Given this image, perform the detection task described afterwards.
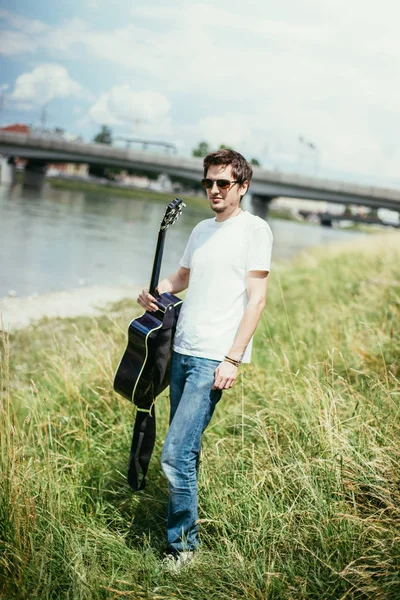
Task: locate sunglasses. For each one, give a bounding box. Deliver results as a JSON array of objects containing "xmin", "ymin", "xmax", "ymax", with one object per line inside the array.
[{"xmin": 201, "ymin": 178, "xmax": 240, "ymax": 190}]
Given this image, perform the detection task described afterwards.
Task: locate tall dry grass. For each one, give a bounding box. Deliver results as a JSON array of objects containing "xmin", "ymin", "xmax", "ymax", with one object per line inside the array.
[{"xmin": 1, "ymin": 232, "xmax": 400, "ymax": 599}]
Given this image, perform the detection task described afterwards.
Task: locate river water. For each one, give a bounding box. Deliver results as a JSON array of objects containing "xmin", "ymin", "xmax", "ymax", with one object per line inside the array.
[{"xmin": 0, "ymin": 182, "xmax": 365, "ymax": 299}]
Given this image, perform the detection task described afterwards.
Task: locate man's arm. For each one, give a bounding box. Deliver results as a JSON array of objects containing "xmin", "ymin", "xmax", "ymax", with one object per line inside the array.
[
  {"xmin": 137, "ymin": 266, "xmax": 190, "ymax": 312},
  {"xmin": 212, "ymin": 270, "xmax": 269, "ymax": 390}
]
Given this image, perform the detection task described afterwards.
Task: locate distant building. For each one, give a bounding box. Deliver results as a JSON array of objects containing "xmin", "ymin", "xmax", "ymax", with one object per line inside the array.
[
  {"xmin": 149, "ymin": 173, "xmax": 173, "ymax": 193},
  {"xmin": 0, "ymin": 122, "xmax": 31, "ymax": 135},
  {"xmin": 378, "ymin": 208, "xmax": 400, "ymax": 225},
  {"xmin": 116, "ymin": 171, "xmax": 151, "ymax": 188},
  {"xmin": 0, "ymin": 123, "xmax": 88, "ymax": 179},
  {"xmin": 0, "ymin": 123, "xmax": 30, "ymax": 170},
  {"xmin": 47, "ymin": 163, "xmax": 89, "ymax": 178},
  {"xmin": 115, "ymin": 171, "xmax": 174, "ymax": 192},
  {"xmin": 270, "ymin": 196, "xmax": 345, "ymax": 216}
]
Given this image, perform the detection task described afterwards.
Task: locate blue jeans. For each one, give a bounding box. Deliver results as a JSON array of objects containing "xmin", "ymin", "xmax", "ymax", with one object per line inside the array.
[{"xmin": 161, "ymin": 351, "xmax": 222, "ymax": 553}]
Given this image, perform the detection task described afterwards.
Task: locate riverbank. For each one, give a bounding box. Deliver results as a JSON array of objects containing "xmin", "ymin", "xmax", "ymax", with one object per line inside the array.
[
  {"xmin": 1, "ymin": 231, "xmax": 400, "ymax": 599},
  {"xmin": 48, "ymin": 176, "xmax": 208, "ymax": 209},
  {"xmin": 0, "ymin": 230, "xmax": 366, "ymax": 331},
  {"xmin": 0, "ymin": 283, "xmax": 141, "ymax": 331},
  {"xmin": 46, "ymin": 175, "xmax": 301, "ymax": 221}
]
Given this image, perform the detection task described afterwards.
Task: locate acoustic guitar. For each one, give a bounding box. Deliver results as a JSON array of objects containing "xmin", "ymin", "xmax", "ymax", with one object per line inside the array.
[{"xmin": 113, "ymin": 198, "xmax": 185, "ymax": 407}]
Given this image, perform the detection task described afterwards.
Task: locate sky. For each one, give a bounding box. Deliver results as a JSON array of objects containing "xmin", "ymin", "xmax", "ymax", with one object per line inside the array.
[{"xmin": 0, "ymin": 0, "xmax": 399, "ymax": 185}]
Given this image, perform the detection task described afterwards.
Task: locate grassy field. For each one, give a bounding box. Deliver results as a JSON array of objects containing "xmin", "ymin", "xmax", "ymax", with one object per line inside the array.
[
  {"xmin": 46, "ymin": 176, "xmax": 299, "ymax": 222},
  {"xmin": 47, "ymin": 177, "xmax": 209, "ymax": 211},
  {"xmin": 1, "ymin": 232, "xmax": 400, "ymax": 599}
]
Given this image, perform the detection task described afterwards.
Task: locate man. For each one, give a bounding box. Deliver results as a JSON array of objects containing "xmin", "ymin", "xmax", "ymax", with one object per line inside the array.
[{"xmin": 137, "ymin": 148, "xmax": 273, "ymax": 565}]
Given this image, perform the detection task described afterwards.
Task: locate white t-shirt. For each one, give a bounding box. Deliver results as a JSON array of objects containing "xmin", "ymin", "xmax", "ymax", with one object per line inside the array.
[{"xmin": 173, "ymin": 210, "xmax": 273, "ymax": 363}]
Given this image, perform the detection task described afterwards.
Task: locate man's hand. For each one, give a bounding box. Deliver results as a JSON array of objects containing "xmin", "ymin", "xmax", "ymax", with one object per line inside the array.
[
  {"xmin": 137, "ymin": 288, "xmax": 158, "ymax": 312},
  {"xmin": 212, "ymin": 360, "xmax": 239, "ymax": 390}
]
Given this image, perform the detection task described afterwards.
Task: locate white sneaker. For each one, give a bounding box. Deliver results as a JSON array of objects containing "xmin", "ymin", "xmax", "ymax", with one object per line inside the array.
[{"xmin": 162, "ymin": 550, "xmax": 195, "ymax": 572}]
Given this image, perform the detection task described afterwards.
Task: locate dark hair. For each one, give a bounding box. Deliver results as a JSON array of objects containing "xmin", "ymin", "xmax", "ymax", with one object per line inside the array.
[{"xmin": 203, "ymin": 148, "xmax": 253, "ymax": 185}]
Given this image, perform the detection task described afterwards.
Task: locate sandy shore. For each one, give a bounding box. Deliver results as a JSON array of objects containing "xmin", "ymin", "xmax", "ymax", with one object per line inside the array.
[
  {"xmin": 0, "ymin": 284, "xmax": 141, "ymax": 331},
  {"xmin": 3, "ymin": 232, "xmax": 399, "ymax": 333}
]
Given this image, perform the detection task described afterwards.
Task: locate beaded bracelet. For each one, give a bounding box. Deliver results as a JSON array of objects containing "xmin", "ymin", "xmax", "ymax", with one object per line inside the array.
[{"xmin": 224, "ymin": 355, "xmax": 242, "ymax": 367}]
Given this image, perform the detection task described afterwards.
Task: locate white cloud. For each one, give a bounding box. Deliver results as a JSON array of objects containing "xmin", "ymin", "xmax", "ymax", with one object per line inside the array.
[
  {"xmin": 2, "ymin": 2, "xmax": 400, "ymax": 181},
  {"xmin": 0, "ymin": 9, "xmax": 49, "ymax": 55},
  {"xmin": 0, "ymin": 11, "xmax": 86, "ymax": 57},
  {"xmin": 0, "ymin": 8, "xmax": 48, "ymax": 35},
  {"xmin": 87, "ymin": 85, "xmax": 170, "ymax": 128},
  {"xmin": 0, "ymin": 30, "xmax": 42, "ymax": 56},
  {"xmin": 44, "ymin": 18, "xmax": 87, "ymax": 54},
  {"xmin": 11, "ymin": 64, "xmax": 89, "ymax": 108}
]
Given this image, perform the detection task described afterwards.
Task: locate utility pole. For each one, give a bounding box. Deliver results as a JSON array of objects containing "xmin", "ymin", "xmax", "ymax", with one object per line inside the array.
[
  {"xmin": 298, "ymin": 135, "xmax": 319, "ymax": 174},
  {"xmin": 0, "ymin": 90, "xmax": 5, "ymax": 127},
  {"xmin": 40, "ymin": 104, "xmax": 48, "ymax": 133}
]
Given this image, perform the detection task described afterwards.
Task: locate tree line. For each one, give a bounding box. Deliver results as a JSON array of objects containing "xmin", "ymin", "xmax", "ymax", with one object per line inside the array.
[{"xmin": 192, "ymin": 141, "xmax": 260, "ymax": 166}]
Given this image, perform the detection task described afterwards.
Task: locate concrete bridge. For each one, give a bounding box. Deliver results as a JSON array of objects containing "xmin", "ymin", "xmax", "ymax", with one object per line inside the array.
[{"xmin": 1, "ymin": 130, "xmax": 400, "ymax": 213}]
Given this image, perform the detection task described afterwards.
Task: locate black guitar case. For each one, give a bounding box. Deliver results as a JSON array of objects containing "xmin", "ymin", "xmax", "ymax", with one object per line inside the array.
[
  {"xmin": 114, "ymin": 198, "xmax": 185, "ymax": 491},
  {"xmin": 127, "ymin": 299, "xmax": 182, "ymax": 490}
]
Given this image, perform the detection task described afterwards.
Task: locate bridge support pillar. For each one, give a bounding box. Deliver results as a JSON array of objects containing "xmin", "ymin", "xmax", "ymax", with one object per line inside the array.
[
  {"xmin": 319, "ymin": 213, "xmax": 333, "ymax": 227},
  {"xmin": 250, "ymin": 194, "xmax": 275, "ymax": 219},
  {"xmin": 0, "ymin": 156, "xmax": 16, "ymax": 186},
  {"xmin": 23, "ymin": 160, "xmax": 47, "ymax": 188}
]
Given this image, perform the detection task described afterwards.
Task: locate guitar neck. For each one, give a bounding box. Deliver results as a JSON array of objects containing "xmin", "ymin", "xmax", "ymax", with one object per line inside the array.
[{"xmin": 149, "ymin": 229, "xmax": 166, "ymax": 296}]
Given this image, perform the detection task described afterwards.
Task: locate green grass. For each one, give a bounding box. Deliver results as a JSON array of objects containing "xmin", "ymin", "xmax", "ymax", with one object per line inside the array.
[
  {"xmin": 45, "ymin": 177, "xmax": 340, "ymax": 226},
  {"xmin": 46, "ymin": 177, "xmax": 211, "ymax": 212},
  {"xmin": 1, "ymin": 233, "xmax": 400, "ymax": 599},
  {"xmin": 17, "ymin": 174, "xmax": 378, "ymax": 230}
]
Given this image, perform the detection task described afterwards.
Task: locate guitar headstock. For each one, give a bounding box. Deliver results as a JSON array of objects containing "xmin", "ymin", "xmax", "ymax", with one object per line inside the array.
[{"xmin": 160, "ymin": 198, "xmax": 186, "ymax": 231}]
